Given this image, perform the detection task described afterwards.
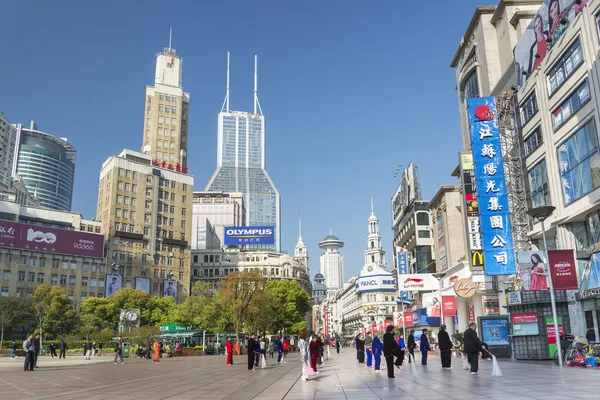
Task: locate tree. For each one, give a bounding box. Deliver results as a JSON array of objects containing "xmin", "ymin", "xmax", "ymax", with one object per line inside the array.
[
  {"xmin": 145, "ymin": 296, "xmax": 178, "ymax": 325},
  {"xmin": 218, "ymin": 271, "xmax": 267, "ymax": 343},
  {"xmin": 0, "ymin": 297, "xmax": 27, "ymax": 349},
  {"xmin": 77, "ymin": 314, "xmax": 104, "ymax": 343},
  {"xmin": 128, "ymin": 325, "xmax": 161, "ymax": 346},
  {"xmin": 266, "ymin": 280, "xmax": 312, "ymax": 336},
  {"xmin": 29, "ymin": 284, "xmax": 77, "ymax": 342},
  {"xmin": 81, "ymin": 289, "xmax": 151, "ymax": 330},
  {"xmin": 176, "ymin": 282, "xmax": 218, "ymax": 330}
]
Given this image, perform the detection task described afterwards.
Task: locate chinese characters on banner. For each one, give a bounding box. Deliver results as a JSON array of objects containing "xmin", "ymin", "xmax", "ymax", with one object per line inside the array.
[
  {"xmin": 397, "ymin": 250, "xmax": 409, "ymax": 299},
  {"xmin": 548, "ymin": 250, "xmax": 579, "ymax": 290},
  {"xmin": 459, "ymin": 152, "xmax": 485, "ymax": 268},
  {"xmin": 467, "ymin": 97, "xmax": 516, "ymax": 275}
]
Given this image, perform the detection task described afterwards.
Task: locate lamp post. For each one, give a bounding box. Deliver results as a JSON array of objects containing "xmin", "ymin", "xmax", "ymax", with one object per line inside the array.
[
  {"xmin": 433, "ymin": 272, "xmax": 446, "ymax": 326},
  {"xmin": 398, "ymin": 295, "xmax": 408, "ymax": 340},
  {"xmin": 527, "ymin": 205, "xmax": 562, "ymax": 367}
]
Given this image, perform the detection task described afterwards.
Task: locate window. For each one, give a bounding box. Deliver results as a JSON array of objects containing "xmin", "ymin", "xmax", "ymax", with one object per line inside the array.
[
  {"xmin": 182, "ymin": 195, "xmax": 187, "ymax": 203},
  {"xmin": 548, "ymin": 40, "xmax": 583, "ymax": 95},
  {"xmin": 117, "ymin": 195, "xmax": 122, "ymax": 204},
  {"xmin": 524, "ymin": 127, "xmax": 543, "ymax": 156},
  {"xmin": 20, "ymin": 255, "xmax": 26, "ymax": 265},
  {"xmin": 82, "ymin": 277, "xmax": 88, "ymax": 286},
  {"xmin": 69, "ymin": 276, "xmax": 75, "ymax": 286},
  {"xmin": 463, "ymin": 71, "xmax": 479, "ymax": 100},
  {"xmin": 145, "ymin": 200, "xmax": 151, "ymax": 209},
  {"xmin": 132, "ymin": 184, "xmax": 138, "ymax": 193},
  {"xmin": 116, "ymin": 208, "xmax": 122, "ymax": 218},
  {"xmin": 146, "ymin": 175, "xmax": 152, "ymax": 184},
  {"xmin": 418, "ymin": 230, "xmax": 431, "ymax": 238},
  {"xmin": 3, "ymin": 271, "xmax": 10, "ymax": 280},
  {"xmin": 131, "ymin": 211, "xmax": 136, "ymax": 219},
  {"xmin": 52, "ymin": 259, "xmax": 59, "ymax": 268},
  {"xmin": 166, "ymin": 95, "xmax": 171, "ymax": 102},
  {"xmin": 160, "ymin": 94, "xmax": 165, "ymax": 100},
  {"xmin": 29, "ymin": 257, "xmax": 36, "ymax": 266},
  {"xmin": 51, "ymin": 274, "xmax": 58, "ymax": 284},
  {"xmin": 147, "ymin": 96, "xmax": 152, "ymax": 104},
  {"xmin": 62, "ymin": 261, "xmax": 68, "ymax": 269},
  {"xmin": 154, "ymin": 283, "xmax": 159, "ymax": 292},
  {"xmin": 154, "ymin": 269, "xmax": 159, "ymax": 278},
  {"xmin": 171, "ymin": 130, "xmax": 176, "ymax": 137},
  {"xmin": 159, "ymin": 116, "xmax": 164, "ymax": 124},
  {"xmin": 146, "ymin": 188, "xmax": 151, "ymax": 197},
  {"xmin": 159, "ymin": 105, "xmax": 164, "ymax": 112},
  {"xmin": 118, "ymin": 181, "xmax": 124, "ymax": 190},
  {"xmin": 40, "ymin": 258, "xmax": 46, "ymax": 267},
  {"xmin": 416, "ymin": 212, "xmax": 429, "ymax": 226},
  {"xmin": 181, "ymin": 220, "xmax": 186, "ymax": 229},
  {"xmin": 170, "ymin": 206, "xmax": 175, "ymax": 213},
  {"xmin": 165, "ymin": 106, "xmax": 171, "ymax": 113},
  {"xmin": 71, "ymin": 262, "xmax": 76, "ymax": 269},
  {"xmin": 83, "ymin": 263, "xmax": 89, "ymax": 272},
  {"xmin": 131, "ymin": 198, "xmax": 137, "ymax": 207},
  {"xmin": 172, "ymin": 106, "xmax": 177, "ymax": 113},
  {"xmin": 183, "ymin": 184, "xmax": 188, "ymax": 191},
  {"xmin": 158, "ymin": 128, "xmax": 164, "ymax": 136},
  {"xmin": 553, "ymin": 80, "xmax": 591, "ymax": 130},
  {"xmin": 170, "ymin": 142, "xmax": 175, "ymax": 149},
  {"xmin": 126, "ymin": 170, "xmax": 132, "ymax": 178},
  {"xmin": 558, "ymin": 120, "xmax": 600, "ymax": 204},
  {"xmin": 182, "ymin": 208, "xmax": 187, "ymax": 216},
  {"xmin": 60, "ymin": 275, "xmax": 67, "ymax": 285},
  {"xmin": 28, "ymin": 272, "xmax": 35, "ymax": 282},
  {"xmin": 170, "ymin": 193, "xmax": 176, "ymax": 201},
  {"xmin": 172, "ymin": 95, "xmax": 177, "ymax": 102},
  {"xmin": 528, "ymin": 160, "xmax": 550, "ymax": 207},
  {"xmin": 124, "ymin": 196, "xmax": 130, "ymax": 205},
  {"xmin": 520, "ymin": 91, "xmax": 539, "ymax": 125}
]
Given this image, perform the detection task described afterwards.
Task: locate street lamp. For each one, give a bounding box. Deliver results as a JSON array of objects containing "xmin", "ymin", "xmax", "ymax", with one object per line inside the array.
[
  {"xmin": 398, "ymin": 295, "xmax": 408, "ymax": 340},
  {"xmin": 432, "ymin": 272, "xmax": 446, "ymax": 326},
  {"xmin": 527, "ymin": 205, "xmax": 562, "ymax": 367}
]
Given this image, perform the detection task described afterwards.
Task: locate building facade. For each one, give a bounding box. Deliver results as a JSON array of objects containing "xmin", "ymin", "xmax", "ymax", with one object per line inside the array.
[
  {"xmin": 141, "ymin": 43, "xmax": 190, "ymax": 169},
  {"xmin": 13, "ymin": 121, "xmax": 76, "ymax": 211},
  {"xmin": 205, "ymin": 55, "xmax": 280, "ymax": 251},
  {"xmin": 0, "ymin": 112, "xmax": 18, "ymax": 191},
  {"xmin": 191, "ymin": 191, "xmax": 244, "ymax": 249},
  {"xmin": 97, "ymin": 149, "xmax": 193, "ymax": 301},
  {"xmin": 319, "ymin": 232, "xmax": 344, "ymax": 292}
]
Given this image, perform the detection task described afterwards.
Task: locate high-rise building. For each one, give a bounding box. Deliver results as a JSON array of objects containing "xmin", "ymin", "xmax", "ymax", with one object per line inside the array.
[
  {"xmin": 191, "ymin": 191, "xmax": 245, "ymax": 249},
  {"xmin": 0, "ymin": 112, "xmax": 18, "ymax": 191},
  {"xmin": 97, "ymin": 149, "xmax": 193, "ymax": 300},
  {"xmin": 205, "ymin": 53, "xmax": 280, "ymax": 251},
  {"xmin": 13, "ymin": 121, "xmax": 76, "ymax": 211},
  {"xmin": 141, "ymin": 36, "xmax": 190, "ymax": 169},
  {"xmin": 319, "ymin": 231, "xmax": 344, "ymax": 292}
]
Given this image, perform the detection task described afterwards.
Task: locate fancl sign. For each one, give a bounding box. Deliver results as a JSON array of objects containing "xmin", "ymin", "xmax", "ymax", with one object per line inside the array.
[
  {"xmin": 355, "ymin": 274, "xmax": 396, "ymax": 294},
  {"xmin": 223, "ymin": 226, "xmax": 275, "ymax": 245}
]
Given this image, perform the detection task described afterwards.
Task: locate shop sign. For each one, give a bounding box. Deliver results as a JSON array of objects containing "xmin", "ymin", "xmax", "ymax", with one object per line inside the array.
[
  {"xmin": 507, "ymin": 291, "xmax": 522, "ymax": 305},
  {"xmin": 454, "ymin": 278, "xmax": 477, "ymax": 298},
  {"xmin": 471, "ymin": 250, "xmax": 484, "ymax": 267},
  {"xmin": 468, "ymin": 305, "xmax": 475, "ymax": 322},
  {"xmin": 483, "ymin": 295, "xmax": 500, "ymax": 316},
  {"xmin": 548, "ymin": 250, "xmax": 578, "ymax": 290},
  {"xmin": 580, "ymin": 288, "xmax": 600, "ymax": 299},
  {"xmin": 159, "ymin": 324, "xmax": 193, "ymax": 333},
  {"xmin": 442, "ymin": 296, "xmax": 457, "ymax": 316},
  {"xmin": 546, "ymin": 317, "xmax": 564, "ymax": 357},
  {"xmin": 511, "ymin": 313, "xmax": 537, "ymax": 324},
  {"xmin": 397, "ymin": 274, "xmax": 439, "ymax": 291}
]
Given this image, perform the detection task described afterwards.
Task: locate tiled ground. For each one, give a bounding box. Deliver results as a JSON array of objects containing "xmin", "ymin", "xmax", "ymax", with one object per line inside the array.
[{"xmin": 1, "ymin": 350, "xmax": 599, "ymax": 399}]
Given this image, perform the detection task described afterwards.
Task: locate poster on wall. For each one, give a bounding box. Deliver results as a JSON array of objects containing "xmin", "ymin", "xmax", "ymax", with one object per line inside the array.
[
  {"xmin": 105, "ymin": 274, "xmax": 122, "ymax": 297},
  {"xmin": 546, "ymin": 317, "xmax": 564, "ymax": 357},
  {"xmin": 442, "ymin": 296, "xmax": 457, "ymax": 316},
  {"xmin": 517, "ymin": 251, "xmax": 548, "ymax": 290},
  {"xmin": 422, "ymin": 292, "xmax": 441, "ymax": 317},
  {"xmin": 580, "ymin": 250, "xmax": 600, "ymax": 293},
  {"xmin": 481, "ymin": 318, "xmax": 510, "ymax": 346},
  {"xmin": 514, "ymin": 0, "xmax": 590, "ymax": 88},
  {"xmin": 483, "ymin": 295, "xmax": 500, "ymax": 316},
  {"xmin": 548, "ymin": 250, "xmax": 578, "ymax": 290},
  {"xmin": 163, "ymin": 280, "xmax": 177, "ymax": 298},
  {"xmin": 135, "ymin": 277, "xmax": 150, "ymax": 293}
]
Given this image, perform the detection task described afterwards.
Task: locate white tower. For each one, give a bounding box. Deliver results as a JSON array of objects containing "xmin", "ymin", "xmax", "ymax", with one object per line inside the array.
[
  {"xmin": 364, "ymin": 197, "xmax": 386, "ymax": 268},
  {"xmin": 319, "ymin": 230, "xmax": 344, "ymax": 292}
]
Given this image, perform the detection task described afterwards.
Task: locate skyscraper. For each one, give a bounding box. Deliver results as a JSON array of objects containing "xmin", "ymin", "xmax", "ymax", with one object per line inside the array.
[
  {"xmin": 319, "ymin": 230, "xmax": 344, "ymax": 293},
  {"xmin": 141, "ymin": 32, "xmax": 190, "ymax": 170},
  {"xmin": 0, "ymin": 112, "xmax": 18, "ymax": 191},
  {"xmin": 206, "ymin": 53, "xmax": 280, "ymax": 251}
]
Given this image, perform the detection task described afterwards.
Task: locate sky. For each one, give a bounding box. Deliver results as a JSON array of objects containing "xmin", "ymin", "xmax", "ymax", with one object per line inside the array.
[{"xmin": 1, "ymin": 0, "xmax": 487, "ymax": 281}]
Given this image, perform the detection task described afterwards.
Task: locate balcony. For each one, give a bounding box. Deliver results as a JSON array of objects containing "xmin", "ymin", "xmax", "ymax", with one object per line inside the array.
[
  {"xmin": 114, "ymin": 231, "xmax": 144, "ymax": 241},
  {"xmin": 164, "ymin": 237, "xmax": 188, "ymax": 247}
]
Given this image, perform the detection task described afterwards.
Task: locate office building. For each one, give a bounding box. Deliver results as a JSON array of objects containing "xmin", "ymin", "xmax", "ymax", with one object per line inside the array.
[
  {"xmin": 97, "ymin": 149, "xmax": 193, "ymax": 301},
  {"xmin": 0, "ymin": 112, "xmax": 18, "ymax": 191},
  {"xmin": 191, "ymin": 191, "xmax": 245, "ymax": 249},
  {"xmin": 13, "ymin": 121, "xmax": 76, "ymax": 211},
  {"xmin": 205, "ymin": 54, "xmax": 280, "ymax": 251},
  {"xmin": 319, "ymin": 231, "xmax": 344, "ymax": 292}
]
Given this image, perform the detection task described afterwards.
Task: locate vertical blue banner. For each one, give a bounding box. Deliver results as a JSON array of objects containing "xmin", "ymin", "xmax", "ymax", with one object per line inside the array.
[
  {"xmin": 397, "ymin": 251, "xmax": 409, "ymax": 299},
  {"xmin": 467, "ymin": 97, "xmax": 516, "ymax": 276}
]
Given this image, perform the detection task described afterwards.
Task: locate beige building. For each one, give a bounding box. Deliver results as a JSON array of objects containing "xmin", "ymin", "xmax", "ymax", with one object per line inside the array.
[
  {"xmin": 141, "ymin": 43, "xmax": 190, "ymax": 169},
  {"xmin": 0, "ymin": 112, "xmax": 18, "ymax": 191},
  {"xmin": 0, "ymin": 200, "xmax": 104, "ymax": 310},
  {"xmin": 97, "ymin": 149, "xmax": 193, "ymax": 300},
  {"xmin": 451, "ymin": 0, "xmax": 543, "ymax": 149}
]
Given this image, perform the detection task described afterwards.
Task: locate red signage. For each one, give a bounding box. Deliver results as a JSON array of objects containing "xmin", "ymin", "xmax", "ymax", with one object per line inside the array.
[
  {"xmin": 372, "ymin": 324, "xmax": 377, "ymax": 333},
  {"xmin": 384, "ymin": 320, "xmax": 392, "ymax": 328},
  {"xmin": 0, "ymin": 221, "xmax": 104, "ymax": 259},
  {"xmin": 323, "ymin": 309, "xmax": 329, "ymax": 337},
  {"xmin": 548, "ymin": 250, "xmax": 579, "ymax": 290},
  {"xmin": 468, "ymin": 305, "xmax": 475, "ymax": 323},
  {"xmin": 546, "ymin": 320, "xmax": 564, "ymax": 345},
  {"xmin": 511, "ymin": 313, "xmax": 537, "ymax": 324},
  {"xmin": 442, "ymin": 296, "xmax": 457, "ymax": 316}
]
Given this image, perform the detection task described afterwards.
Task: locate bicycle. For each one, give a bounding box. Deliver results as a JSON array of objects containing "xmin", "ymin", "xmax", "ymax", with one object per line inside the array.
[{"xmin": 553, "ymin": 334, "xmax": 591, "ymax": 365}]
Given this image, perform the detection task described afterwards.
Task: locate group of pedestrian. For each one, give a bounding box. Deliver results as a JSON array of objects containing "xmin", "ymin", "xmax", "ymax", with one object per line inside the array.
[{"xmin": 299, "ymin": 329, "xmax": 327, "ymax": 381}]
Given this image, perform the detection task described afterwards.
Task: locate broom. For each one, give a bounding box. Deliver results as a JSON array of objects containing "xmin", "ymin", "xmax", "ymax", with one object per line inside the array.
[
  {"xmin": 487, "ymin": 350, "xmax": 503, "ymax": 377},
  {"xmin": 461, "ymin": 352, "xmax": 470, "ymax": 370}
]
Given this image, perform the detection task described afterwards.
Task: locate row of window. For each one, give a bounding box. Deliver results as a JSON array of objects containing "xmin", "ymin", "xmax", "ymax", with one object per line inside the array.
[
  {"xmin": 117, "ymin": 168, "xmax": 138, "ymax": 179},
  {"xmin": 153, "ymin": 269, "xmax": 185, "ymax": 280},
  {"xmin": 116, "ymin": 195, "xmax": 137, "ymax": 206},
  {"xmin": 115, "ymin": 208, "xmax": 136, "ymax": 220},
  {"xmin": 0, "ymin": 255, "xmax": 106, "ymax": 271},
  {"xmin": 117, "ymin": 181, "xmax": 138, "ymax": 193}
]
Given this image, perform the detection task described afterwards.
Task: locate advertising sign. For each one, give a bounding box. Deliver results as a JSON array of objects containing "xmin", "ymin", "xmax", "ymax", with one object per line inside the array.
[
  {"xmin": 548, "ymin": 250, "xmax": 579, "ymax": 290},
  {"xmin": 442, "ymin": 296, "xmax": 457, "ymax": 316},
  {"xmin": 454, "ymin": 278, "xmax": 477, "ymax": 298},
  {"xmin": 514, "ymin": 0, "xmax": 590, "ymax": 88},
  {"xmin": 507, "ymin": 291, "xmax": 523, "ymax": 305},
  {"xmin": 483, "ymin": 295, "xmax": 500, "ymax": 316},
  {"xmin": 468, "ymin": 305, "xmax": 476, "ymax": 323},
  {"xmin": 0, "ymin": 220, "xmax": 104, "ymax": 258},
  {"xmin": 105, "ymin": 274, "xmax": 122, "ymax": 297},
  {"xmin": 135, "ymin": 277, "xmax": 150, "ymax": 293},
  {"xmin": 160, "ymin": 323, "xmax": 193, "ymax": 333},
  {"xmin": 223, "ymin": 226, "xmax": 275, "ymax": 245},
  {"xmin": 422, "ymin": 292, "xmax": 441, "ymax": 317},
  {"xmin": 481, "ymin": 318, "xmax": 510, "ymax": 346},
  {"xmin": 546, "ymin": 317, "xmax": 564, "ymax": 357},
  {"xmin": 397, "ymin": 274, "xmax": 439, "ymax": 291},
  {"xmin": 437, "ymin": 215, "xmax": 448, "ymax": 272},
  {"xmin": 517, "ymin": 251, "xmax": 548, "ymax": 290},
  {"xmin": 397, "ymin": 250, "xmax": 409, "ymax": 299},
  {"xmin": 460, "ymin": 152, "xmax": 484, "ymax": 269},
  {"xmin": 511, "ymin": 313, "xmax": 538, "ymax": 324},
  {"xmin": 580, "ymin": 250, "xmax": 600, "ymax": 293},
  {"xmin": 163, "ymin": 280, "xmax": 177, "ymax": 298},
  {"xmin": 392, "ymin": 163, "xmax": 422, "ymax": 224},
  {"xmin": 355, "ymin": 274, "xmax": 396, "ymax": 294},
  {"xmin": 467, "ymin": 97, "xmax": 516, "ymax": 275}
]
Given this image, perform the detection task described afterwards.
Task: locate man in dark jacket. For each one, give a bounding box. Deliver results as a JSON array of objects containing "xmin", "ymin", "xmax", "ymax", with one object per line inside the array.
[
  {"xmin": 383, "ymin": 326, "xmax": 404, "ymax": 378},
  {"xmin": 59, "ymin": 340, "xmax": 67, "ymax": 359},
  {"xmin": 114, "ymin": 337, "xmax": 124, "ymax": 364},
  {"xmin": 407, "ymin": 330, "xmax": 416, "ymax": 363},
  {"xmin": 49, "ymin": 343, "xmax": 57, "ymax": 358},
  {"xmin": 438, "ymin": 324, "xmax": 453, "ymax": 369},
  {"xmin": 33, "ymin": 334, "xmax": 41, "ymax": 368},
  {"xmin": 247, "ymin": 335, "xmax": 257, "ymax": 370},
  {"xmin": 420, "ymin": 329, "xmax": 430, "ymax": 365},
  {"xmin": 464, "ymin": 322, "xmax": 485, "ymax": 374}
]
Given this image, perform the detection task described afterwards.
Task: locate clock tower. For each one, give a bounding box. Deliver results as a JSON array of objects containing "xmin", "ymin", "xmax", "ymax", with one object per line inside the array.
[{"xmin": 364, "ymin": 197, "xmax": 386, "ymax": 269}]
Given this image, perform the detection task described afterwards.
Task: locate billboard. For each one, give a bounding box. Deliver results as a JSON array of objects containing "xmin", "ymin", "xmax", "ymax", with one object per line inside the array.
[
  {"xmin": 580, "ymin": 249, "xmax": 600, "ymax": 293},
  {"xmin": 422, "ymin": 292, "xmax": 441, "ymax": 317},
  {"xmin": 481, "ymin": 318, "xmax": 510, "ymax": 346},
  {"xmin": 397, "ymin": 249, "xmax": 409, "ymax": 299},
  {"xmin": 468, "ymin": 97, "xmax": 516, "ymax": 275},
  {"xmin": 355, "ymin": 274, "xmax": 396, "ymax": 294},
  {"xmin": 517, "ymin": 251, "xmax": 548, "ymax": 290},
  {"xmin": 548, "ymin": 250, "xmax": 578, "ymax": 290},
  {"xmin": 0, "ymin": 220, "xmax": 104, "ymax": 258},
  {"xmin": 163, "ymin": 280, "xmax": 177, "ymax": 298},
  {"xmin": 397, "ymin": 274, "xmax": 439, "ymax": 291},
  {"xmin": 514, "ymin": 0, "xmax": 590, "ymax": 88},
  {"xmin": 392, "ymin": 163, "xmax": 422, "ymax": 224},
  {"xmin": 135, "ymin": 277, "xmax": 150, "ymax": 293},
  {"xmin": 442, "ymin": 296, "xmax": 457, "ymax": 316},
  {"xmin": 437, "ymin": 215, "xmax": 448, "ymax": 272},
  {"xmin": 459, "ymin": 152, "xmax": 484, "ymax": 270},
  {"xmin": 223, "ymin": 226, "xmax": 275, "ymax": 245},
  {"xmin": 105, "ymin": 274, "xmax": 122, "ymax": 297}
]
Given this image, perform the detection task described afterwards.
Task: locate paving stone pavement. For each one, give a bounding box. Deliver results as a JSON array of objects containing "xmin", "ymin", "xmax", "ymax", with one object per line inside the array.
[{"xmin": 1, "ymin": 350, "xmax": 600, "ymax": 399}]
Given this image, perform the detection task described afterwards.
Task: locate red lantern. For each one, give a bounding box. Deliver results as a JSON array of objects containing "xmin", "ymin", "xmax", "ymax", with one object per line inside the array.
[
  {"xmin": 152, "ymin": 159, "xmax": 159, "ymax": 166},
  {"xmin": 168, "ymin": 164, "xmax": 174, "ymax": 170},
  {"xmin": 175, "ymin": 163, "xmax": 181, "ymax": 172},
  {"xmin": 161, "ymin": 161, "xmax": 166, "ymax": 168},
  {"xmin": 182, "ymin": 167, "xmax": 188, "ymax": 174}
]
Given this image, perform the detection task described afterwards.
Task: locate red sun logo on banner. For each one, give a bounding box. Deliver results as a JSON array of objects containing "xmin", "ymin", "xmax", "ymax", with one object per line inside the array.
[{"xmin": 474, "ymin": 105, "xmax": 494, "ymax": 121}]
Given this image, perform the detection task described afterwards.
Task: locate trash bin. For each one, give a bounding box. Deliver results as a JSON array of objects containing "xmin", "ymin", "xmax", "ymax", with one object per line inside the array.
[{"xmin": 122, "ymin": 344, "xmax": 130, "ymax": 359}]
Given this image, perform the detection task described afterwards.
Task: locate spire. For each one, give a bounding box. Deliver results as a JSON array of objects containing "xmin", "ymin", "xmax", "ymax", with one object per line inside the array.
[
  {"xmin": 253, "ymin": 55, "xmax": 263, "ymax": 115},
  {"xmin": 168, "ymin": 27, "xmax": 172, "ymax": 51},
  {"xmin": 221, "ymin": 52, "xmax": 231, "ymax": 113},
  {"xmin": 370, "ymin": 196, "xmax": 374, "ymax": 215},
  {"xmin": 298, "ymin": 216, "xmax": 302, "ymax": 240},
  {"xmin": 329, "ymin": 228, "xmax": 332, "ymax": 235}
]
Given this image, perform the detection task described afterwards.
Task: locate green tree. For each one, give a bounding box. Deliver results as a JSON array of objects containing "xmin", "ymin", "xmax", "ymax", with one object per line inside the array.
[
  {"xmin": 77, "ymin": 314, "xmax": 104, "ymax": 343},
  {"xmin": 128, "ymin": 325, "xmax": 161, "ymax": 346},
  {"xmin": 176, "ymin": 282, "xmax": 217, "ymax": 330},
  {"xmin": 0, "ymin": 297, "xmax": 27, "ymax": 349},
  {"xmin": 29, "ymin": 284, "xmax": 77, "ymax": 342},
  {"xmin": 145, "ymin": 296, "xmax": 178, "ymax": 325},
  {"xmin": 266, "ymin": 280, "xmax": 311, "ymax": 336},
  {"xmin": 81, "ymin": 289, "xmax": 151, "ymax": 330}
]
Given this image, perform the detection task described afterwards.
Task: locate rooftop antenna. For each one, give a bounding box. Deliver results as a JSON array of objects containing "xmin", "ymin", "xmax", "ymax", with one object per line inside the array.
[
  {"xmin": 254, "ymin": 55, "xmax": 263, "ymax": 115},
  {"xmin": 371, "ymin": 196, "xmax": 375, "ymax": 215},
  {"xmin": 169, "ymin": 27, "xmax": 172, "ymax": 51},
  {"xmin": 221, "ymin": 52, "xmax": 231, "ymax": 112}
]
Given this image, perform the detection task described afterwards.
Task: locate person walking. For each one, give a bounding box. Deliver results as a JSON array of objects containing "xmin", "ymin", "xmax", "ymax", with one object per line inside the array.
[
  {"xmin": 299, "ymin": 329, "xmax": 311, "ymax": 382},
  {"xmin": 49, "ymin": 343, "xmax": 58, "ymax": 358},
  {"xmin": 98, "ymin": 342, "xmax": 103, "ymax": 357},
  {"xmin": 420, "ymin": 329, "xmax": 430, "ymax": 366},
  {"xmin": 277, "ymin": 338, "xmax": 283, "ymax": 363},
  {"xmin": 226, "ymin": 337, "xmax": 234, "ymax": 365},
  {"xmin": 372, "ymin": 332, "xmax": 383, "ymax": 373},
  {"xmin": 33, "ymin": 333, "xmax": 40, "ymax": 368},
  {"xmin": 152, "ymin": 339, "xmax": 160, "ymax": 362},
  {"xmin": 336, "ymin": 337, "xmax": 341, "ymax": 354},
  {"xmin": 254, "ymin": 337, "xmax": 261, "ymax": 367},
  {"xmin": 145, "ymin": 338, "xmax": 153, "ymax": 359},
  {"xmin": 114, "ymin": 337, "xmax": 124, "ymax": 364},
  {"xmin": 247, "ymin": 335, "xmax": 257, "ymax": 370},
  {"xmin": 438, "ymin": 325, "xmax": 453, "ymax": 369},
  {"xmin": 92, "ymin": 342, "xmax": 96, "ymax": 357},
  {"xmin": 365, "ymin": 332, "xmax": 373, "ymax": 367},
  {"xmin": 464, "ymin": 322, "xmax": 485, "ymax": 375},
  {"xmin": 407, "ymin": 329, "xmax": 416, "ymax": 363},
  {"xmin": 59, "ymin": 340, "xmax": 67, "ymax": 359},
  {"xmin": 84, "ymin": 341, "xmax": 92, "ymax": 360},
  {"xmin": 259, "ymin": 337, "xmax": 266, "ymax": 367},
  {"xmin": 354, "ymin": 334, "xmax": 360, "ymax": 362},
  {"xmin": 268, "ymin": 340, "xmax": 274, "ymax": 358},
  {"xmin": 23, "ymin": 334, "xmax": 35, "ymax": 372},
  {"xmin": 397, "ymin": 334, "xmax": 406, "ymax": 350},
  {"xmin": 11, "ymin": 341, "xmax": 17, "ymax": 359},
  {"xmin": 356, "ymin": 334, "xmax": 365, "ymax": 364},
  {"xmin": 175, "ymin": 341, "xmax": 183, "ymax": 358},
  {"xmin": 383, "ymin": 326, "xmax": 403, "ymax": 378},
  {"xmin": 309, "ymin": 335, "xmax": 321, "ymax": 374}
]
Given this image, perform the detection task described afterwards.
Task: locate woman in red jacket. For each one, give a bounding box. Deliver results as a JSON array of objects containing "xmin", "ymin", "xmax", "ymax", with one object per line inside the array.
[
  {"xmin": 225, "ymin": 337, "xmax": 233, "ymax": 365},
  {"xmin": 309, "ymin": 335, "xmax": 321, "ymax": 373}
]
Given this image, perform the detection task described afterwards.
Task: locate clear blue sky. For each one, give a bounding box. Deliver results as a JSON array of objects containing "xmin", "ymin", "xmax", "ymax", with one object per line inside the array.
[{"xmin": 1, "ymin": 0, "xmax": 486, "ymax": 280}]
